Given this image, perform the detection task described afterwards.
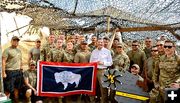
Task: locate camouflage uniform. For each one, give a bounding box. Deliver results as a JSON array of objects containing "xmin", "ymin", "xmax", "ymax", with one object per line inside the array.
[
  {"xmin": 152, "ymin": 54, "xmax": 180, "ymax": 103},
  {"xmin": 148, "ymin": 56, "xmax": 160, "ymax": 103},
  {"xmin": 127, "ymin": 49, "xmax": 147, "ymax": 73},
  {"xmin": 88, "ymin": 43, "xmax": 96, "ymax": 52},
  {"xmin": 158, "ymin": 51, "xmax": 165, "ymax": 56},
  {"xmin": 113, "ymin": 52, "xmax": 130, "ymax": 71},
  {"xmin": 40, "ymin": 43, "xmax": 55, "ymax": 61},
  {"xmin": 62, "ymin": 50, "xmax": 77, "ymax": 103},
  {"xmin": 50, "ymin": 48, "xmax": 64, "ymax": 62},
  {"xmin": 62, "ymin": 50, "xmax": 74, "ymax": 63},
  {"xmin": 110, "ymin": 52, "xmax": 130, "ymax": 103}
]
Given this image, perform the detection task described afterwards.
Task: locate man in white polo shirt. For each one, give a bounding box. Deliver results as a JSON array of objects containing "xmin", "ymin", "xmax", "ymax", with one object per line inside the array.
[{"xmin": 90, "ymin": 38, "xmax": 113, "ymax": 103}]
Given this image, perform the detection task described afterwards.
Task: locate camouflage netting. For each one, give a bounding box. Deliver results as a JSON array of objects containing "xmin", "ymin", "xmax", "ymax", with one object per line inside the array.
[{"xmin": 0, "ymin": 0, "xmax": 180, "ymax": 40}]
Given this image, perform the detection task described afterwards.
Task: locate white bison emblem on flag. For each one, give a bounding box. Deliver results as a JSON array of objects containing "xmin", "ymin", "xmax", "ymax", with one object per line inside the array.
[{"xmin": 54, "ymin": 71, "xmax": 81, "ymax": 90}]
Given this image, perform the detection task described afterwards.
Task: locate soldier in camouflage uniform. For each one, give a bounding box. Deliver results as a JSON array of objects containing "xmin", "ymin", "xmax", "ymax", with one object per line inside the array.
[
  {"xmin": 62, "ymin": 41, "xmax": 80, "ymax": 103},
  {"xmin": 111, "ymin": 38, "xmax": 119, "ymax": 53},
  {"xmin": 40, "ymin": 34, "xmax": 56, "ymax": 61},
  {"xmin": 40, "ymin": 34, "xmax": 57, "ymax": 103},
  {"xmin": 113, "ymin": 43, "xmax": 130, "ymax": 71},
  {"xmin": 74, "ymin": 33, "xmax": 80, "ymax": 44},
  {"xmin": 50, "ymin": 39, "xmax": 64, "ymax": 62},
  {"xmin": 156, "ymin": 40, "xmax": 165, "ymax": 56},
  {"xmin": 127, "ymin": 40, "xmax": 147, "ymax": 74},
  {"xmin": 62, "ymin": 41, "xmax": 75, "ymax": 63},
  {"xmin": 153, "ymin": 40, "xmax": 180, "ymax": 103},
  {"xmin": 110, "ymin": 43, "xmax": 130, "ymax": 103}
]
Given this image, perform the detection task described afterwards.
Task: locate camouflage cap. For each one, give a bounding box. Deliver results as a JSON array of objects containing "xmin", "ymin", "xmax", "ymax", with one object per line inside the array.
[
  {"xmin": 35, "ymin": 39, "xmax": 41, "ymax": 42},
  {"xmin": 103, "ymin": 36, "xmax": 110, "ymax": 40},
  {"xmin": 80, "ymin": 40, "xmax": 88, "ymax": 45},
  {"xmin": 11, "ymin": 36, "xmax": 20, "ymax": 41},
  {"xmin": 132, "ymin": 64, "xmax": 140, "ymax": 70},
  {"xmin": 116, "ymin": 43, "xmax": 123, "ymax": 48},
  {"xmin": 30, "ymin": 60, "xmax": 36, "ymax": 66}
]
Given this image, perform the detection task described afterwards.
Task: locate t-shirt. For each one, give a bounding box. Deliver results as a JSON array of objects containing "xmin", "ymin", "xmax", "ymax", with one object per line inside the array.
[
  {"xmin": 2, "ymin": 47, "xmax": 22, "ymax": 70},
  {"xmin": 24, "ymin": 69, "xmax": 37, "ymax": 88},
  {"xmin": 29, "ymin": 47, "xmax": 40, "ymax": 63}
]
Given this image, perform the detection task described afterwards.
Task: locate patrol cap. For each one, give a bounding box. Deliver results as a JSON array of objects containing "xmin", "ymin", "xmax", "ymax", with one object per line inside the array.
[
  {"xmin": 80, "ymin": 40, "xmax": 88, "ymax": 45},
  {"xmin": 116, "ymin": 43, "xmax": 123, "ymax": 48},
  {"xmin": 132, "ymin": 64, "xmax": 140, "ymax": 70},
  {"xmin": 103, "ymin": 36, "xmax": 110, "ymax": 41},
  {"xmin": 30, "ymin": 60, "xmax": 36, "ymax": 66},
  {"xmin": 159, "ymin": 41, "xmax": 164, "ymax": 45},
  {"xmin": 35, "ymin": 39, "xmax": 41, "ymax": 42},
  {"xmin": 11, "ymin": 36, "xmax": 20, "ymax": 41}
]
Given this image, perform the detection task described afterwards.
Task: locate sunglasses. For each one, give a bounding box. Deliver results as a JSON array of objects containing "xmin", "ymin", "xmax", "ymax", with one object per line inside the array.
[
  {"xmin": 151, "ymin": 50, "xmax": 158, "ymax": 52},
  {"xmin": 36, "ymin": 41, "xmax": 41, "ymax": 43},
  {"xmin": 164, "ymin": 45, "xmax": 173, "ymax": 49},
  {"xmin": 132, "ymin": 45, "xmax": 138, "ymax": 46},
  {"xmin": 117, "ymin": 46, "xmax": 122, "ymax": 48},
  {"xmin": 131, "ymin": 66, "xmax": 138, "ymax": 70},
  {"xmin": 156, "ymin": 44, "xmax": 163, "ymax": 47},
  {"xmin": 145, "ymin": 41, "xmax": 151, "ymax": 42}
]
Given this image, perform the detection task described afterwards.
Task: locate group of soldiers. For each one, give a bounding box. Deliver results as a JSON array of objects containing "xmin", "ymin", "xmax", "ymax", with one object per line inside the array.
[{"xmin": 1, "ymin": 32, "xmax": 180, "ymax": 103}]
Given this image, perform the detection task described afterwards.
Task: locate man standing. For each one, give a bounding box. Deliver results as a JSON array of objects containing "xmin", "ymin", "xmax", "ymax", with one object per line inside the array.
[
  {"xmin": 111, "ymin": 38, "xmax": 119, "ymax": 53},
  {"xmin": 74, "ymin": 41, "xmax": 91, "ymax": 103},
  {"xmin": 143, "ymin": 37, "xmax": 153, "ymax": 59},
  {"xmin": 90, "ymin": 38, "xmax": 113, "ymax": 103},
  {"xmin": 127, "ymin": 40, "xmax": 147, "ymax": 73},
  {"xmin": 113, "ymin": 43, "xmax": 130, "ymax": 71},
  {"xmin": 111, "ymin": 43, "xmax": 130, "ymax": 103},
  {"xmin": 28, "ymin": 39, "xmax": 41, "ymax": 65},
  {"xmin": 156, "ymin": 40, "xmax": 165, "ymax": 56},
  {"xmin": 153, "ymin": 40, "xmax": 180, "ymax": 103},
  {"xmin": 50, "ymin": 39, "xmax": 64, "ymax": 62},
  {"xmin": 144, "ymin": 46, "xmax": 159, "ymax": 91},
  {"xmin": 40, "ymin": 34, "xmax": 55, "ymax": 61},
  {"xmin": 2, "ymin": 36, "xmax": 23, "ymax": 102},
  {"xmin": 74, "ymin": 41, "xmax": 91, "ymax": 63},
  {"xmin": 89, "ymin": 35, "xmax": 97, "ymax": 51}
]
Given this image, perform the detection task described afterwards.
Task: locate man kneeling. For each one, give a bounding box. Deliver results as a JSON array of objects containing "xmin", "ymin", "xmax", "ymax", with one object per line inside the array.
[{"xmin": 23, "ymin": 61, "xmax": 43, "ymax": 103}]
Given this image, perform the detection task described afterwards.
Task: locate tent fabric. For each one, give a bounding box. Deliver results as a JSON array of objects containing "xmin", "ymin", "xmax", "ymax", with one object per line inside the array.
[{"xmin": 0, "ymin": 0, "xmax": 179, "ymax": 40}]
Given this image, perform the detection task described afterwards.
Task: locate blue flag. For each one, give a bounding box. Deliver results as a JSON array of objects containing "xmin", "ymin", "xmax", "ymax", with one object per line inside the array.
[{"xmin": 37, "ymin": 61, "xmax": 97, "ymax": 97}]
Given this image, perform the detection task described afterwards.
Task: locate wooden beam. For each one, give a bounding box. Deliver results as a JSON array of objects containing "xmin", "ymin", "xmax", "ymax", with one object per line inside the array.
[
  {"xmin": 168, "ymin": 30, "xmax": 180, "ymax": 40},
  {"xmin": 116, "ymin": 26, "xmax": 179, "ymax": 32},
  {"xmin": 83, "ymin": 26, "xmax": 180, "ymax": 40},
  {"xmin": 83, "ymin": 26, "xmax": 179, "ymax": 33}
]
